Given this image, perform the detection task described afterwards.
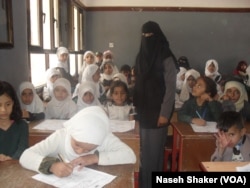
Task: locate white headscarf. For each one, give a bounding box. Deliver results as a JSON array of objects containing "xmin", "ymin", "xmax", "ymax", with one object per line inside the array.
[
  {"xmin": 18, "ymin": 81, "xmax": 44, "ymax": 113},
  {"xmin": 45, "ymin": 78, "xmax": 77, "ymax": 119},
  {"xmin": 224, "ymin": 81, "xmax": 248, "ymax": 112},
  {"xmin": 176, "ymin": 67, "xmax": 187, "ymax": 91},
  {"xmin": 179, "ymin": 69, "xmax": 200, "ymax": 102},
  {"xmin": 56, "ymin": 46, "xmax": 69, "ymax": 72},
  {"xmin": 81, "ymin": 64, "xmax": 104, "ymax": 98},
  {"xmin": 45, "ymin": 68, "xmax": 61, "ymax": 98},
  {"xmin": 63, "ymin": 106, "xmax": 110, "ymax": 160},
  {"xmin": 77, "ymin": 81, "xmax": 101, "ymax": 111},
  {"xmin": 205, "ymin": 59, "xmax": 221, "ymax": 81}
]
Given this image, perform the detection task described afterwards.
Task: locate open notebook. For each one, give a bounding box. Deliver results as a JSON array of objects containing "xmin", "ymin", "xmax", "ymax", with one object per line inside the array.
[{"xmin": 190, "ymin": 121, "xmax": 218, "ymax": 133}]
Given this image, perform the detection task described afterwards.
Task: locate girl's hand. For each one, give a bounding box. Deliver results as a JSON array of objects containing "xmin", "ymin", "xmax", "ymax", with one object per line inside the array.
[
  {"xmin": 22, "ymin": 109, "xmax": 30, "ymax": 118},
  {"xmin": 50, "ymin": 162, "xmax": 74, "ymax": 177},
  {"xmin": 201, "ymin": 93, "xmax": 212, "ymax": 102},
  {"xmin": 192, "ymin": 118, "xmax": 206, "ymax": 126},
  {"xmin": 0, "ymin": 154, "xmax": 12, "ymax": 161},
  {"xmin": 71, "ymin": 154, "xmax": 99, "ymax": 171}
]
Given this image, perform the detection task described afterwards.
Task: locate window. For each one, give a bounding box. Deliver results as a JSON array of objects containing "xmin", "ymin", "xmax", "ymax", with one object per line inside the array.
[{"xmin": 28, "ymin": 0, "xmax": 84, "ymax": 87}]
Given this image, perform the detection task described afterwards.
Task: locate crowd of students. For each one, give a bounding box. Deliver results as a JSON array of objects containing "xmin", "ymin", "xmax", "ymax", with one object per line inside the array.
[{"xmin": 1, "ymin": 44, "xmax": 250, "ymax": 182}]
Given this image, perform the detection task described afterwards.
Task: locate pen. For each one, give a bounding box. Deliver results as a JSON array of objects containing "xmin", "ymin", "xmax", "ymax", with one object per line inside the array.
[
  {"xmin": 195, "ymin": 111, "xmax": 202, "ymax": 119},
  {"xmin": 58, "ymin": 153, "xmax": 66, "ymax": 162}
]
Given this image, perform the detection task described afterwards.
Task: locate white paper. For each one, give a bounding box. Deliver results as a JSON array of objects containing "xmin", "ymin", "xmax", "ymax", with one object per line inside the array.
[
  {"xmin": 190, "ymin": 121, "xmax": 218, "ymax": 133},
  {"xmin": 32, "ymin": 167, "xmax": 116, "ymax": 188},
  {"xmin": 32, "ymin": 119, "xmax": 66, "ymax": 130},
  {"xmin": 236, "ymin": 163, "xmax": 250, "ymax": 172},
  {"xmin": 109, "ymin": 120, "xmax": 135, "ymax": 132}
]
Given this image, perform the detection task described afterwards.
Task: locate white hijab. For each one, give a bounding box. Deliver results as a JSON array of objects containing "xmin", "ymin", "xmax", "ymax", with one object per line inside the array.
[
  {"xmin": 224, "ymin": 81, "xmax": 248, "ymax": 112},
  {"xmin": 45, "ymin": 67, "xmax": 61, "ymax": 97},
  {"xmin": 81, "ymin": 64, "xmax": 104, "ymax": 98},
  {"xmin": 18, "ymin": 81, "xmax": 44, "ymax": 113},
  {"xmin": 45, "ymin": 78, "xmax": 77, "ymax": 119},
  {"xmin": 176, "ymin": 67, "xmax": 187, "ymax": 91},
  {"xmin": 179, "ymin": 69, "xmax": 200, "ymax": 102},
  {"xmin": 205, "ymin": 59, "xmax": 221, "ymax": 81},
  {"xmin": 63, "ymin": 106, "xmax": 110, "ymax": 160},
  {"xmin": 77, "ymin": 81, "xmax": 101, "ymax": 111},
  {"xmin": 56, "ymin": 46, "xmax": 69, "ymax": 72}
]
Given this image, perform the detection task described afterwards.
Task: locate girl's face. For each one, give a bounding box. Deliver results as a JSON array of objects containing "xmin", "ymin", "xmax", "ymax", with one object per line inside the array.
[
  {"xmin": 207, "ymin": 63, "xmax": 216, "ymax": 73},
  {"xmin": 85, "ymin": 54, "xmax": 95, "ymax": 64},
  {"xmin": 53, "ymin": 86, "xmax": 68, "ymax": 101},
  {"xmin": 187, "ymin": 75, "xmax": 196, "ymax": 88},
  {"xmin": 58, "ymin": 53, "xmax": 68, "ymax": 63},
  {"xmin": 111, "ymin": 86, "xmax": 127, "ymax": 106},
  {"xmin": 82, "ymin": 91, "xmax": 94, "ymax": 104},
  {"xmin": 50, "ymin": 75, "xmax": 60, "ymax": 83},
  {"xmin": 103, "ymin": 63, "xmax": 113, "ymax": 75},
  {"xmin": 92, "ymin": 69, "xmax": 101, "ymax": 83},
  {"xmin": 71, "ymin": 137, "xmax": 98, "ymax": 154},
  {"xmin": 225, "ymin": 87, "xmax": 240, "ymax": 103},
  {"xmin": 21, "ymin": 88, "xmax": 34, "ymax": 105},
  {"xmin": 192, "ymin": 78, "xmax": 206, "ymax": 97},
  {"xmin": 0, "ymin": 94, "xmax": 13, "ymax": 121},
  {"xmin": 223, "ymin": 126, "xmax": 246, "ymax": 148}
]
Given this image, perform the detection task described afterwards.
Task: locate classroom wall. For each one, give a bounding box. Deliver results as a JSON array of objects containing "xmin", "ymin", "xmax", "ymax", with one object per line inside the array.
[
  {"xmin": 0, "ymin": 0, "xmax": 29, "ymax": 90},
  {"xmin": 85, "ymin": 11, "xmax": 250, "ymax": 74}
]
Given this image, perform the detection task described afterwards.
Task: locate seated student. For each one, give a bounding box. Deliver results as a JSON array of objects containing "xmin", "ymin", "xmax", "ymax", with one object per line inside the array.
[
  {"xmin": 175, "ymin": 68, "xmax": 200, "ymax": 109},
  {"xmin": 100, "ymin": 60, "xmax": 117, "ymax": 93},
  {"xmin": 103, "ymin": 80, "xmax": 135, "ymax": 121},
  {"xmin": 211, "ymin": 111, "xmax": 250, "ymax": 161},
  {"xmin": 18, "ymin": 81, "xmax": 45, "ymax": 121},
  {"xmin": 233, "ymin": 60, "xmax": 249, "ymax": 84},
  {"xmin": 0, "ymin": 81, "xmax": 29, "ymax": 161},
  {"xmin": 175, "ymin": 67, "xmax": 187, "ymax": 109},
  {"xmin": 177, "ymin": 76, "xmax": 222, "ymax": 126},
  {"xmin": 95, "ymin": 51, "xmax": 103, "ymax": 67},
  {"xmin": 177, "ymin": 56, "xmax": 191, "ymax": 70},
  {"xmin": 45, "ymin": 78, "xmax": 77, "ymax": 119},
  {"xmin": 75, "ymin": 81, "xmax": 101, "ymax": 112},
  {"xmin": 220, "ymin": 80, "xmax": 250, "ymax": 121},
  {"xmin": 78, "ymin": 50, "xmax": 95, "ymax": 83},
  {"xmin": 73, "ymin": 64, "xmax": 105, "ymax": 103},
  {"xmin": 43, "ymin": 67, "xmax": 61, "ymax": 102},
  {"xmin": 55, "ymin": 47, "xmax": 77, "ymax": 91},
  {"xmin": 19, "ymin": 106, "xmax": 136, "ymax": 177}
]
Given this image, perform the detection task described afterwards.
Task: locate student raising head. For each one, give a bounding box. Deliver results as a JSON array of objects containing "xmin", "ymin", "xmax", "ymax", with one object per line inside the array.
[{"xmin": 177, "ymin": 76, "xmax": 222, "ymax": 126}]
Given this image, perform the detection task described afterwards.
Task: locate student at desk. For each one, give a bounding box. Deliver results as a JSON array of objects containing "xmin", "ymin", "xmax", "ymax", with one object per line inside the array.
[
  {"xmin": 211, "ymin": 111, "xmax": 250, "ymax": 161},
  {"xmin": 19, "ymin": 106, "xmax": 136, "ymax": 177},
  {"xmin": 177, "ymin": 76, "xmax": 222, "ymax": 126}
]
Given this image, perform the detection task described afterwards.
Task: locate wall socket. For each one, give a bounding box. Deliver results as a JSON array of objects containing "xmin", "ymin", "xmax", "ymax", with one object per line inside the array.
[{"xmin": 109, "ymin": 42, "xmax": 114, "ymax": 48}]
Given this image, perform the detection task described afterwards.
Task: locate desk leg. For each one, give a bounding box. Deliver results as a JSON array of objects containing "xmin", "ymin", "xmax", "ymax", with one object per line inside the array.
[{"xmin": 171, "ymin": 124, "xmax": 178, "ymax": 172}]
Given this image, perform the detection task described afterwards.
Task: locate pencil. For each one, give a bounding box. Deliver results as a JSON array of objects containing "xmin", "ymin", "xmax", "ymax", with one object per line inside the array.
[
  {"xmin": 58, "ymin": 153, "xmax": 65, "ymax": 162},
  {"xmin": 195, "ymin": 110, "xmax": 202, "ymax": 119}
]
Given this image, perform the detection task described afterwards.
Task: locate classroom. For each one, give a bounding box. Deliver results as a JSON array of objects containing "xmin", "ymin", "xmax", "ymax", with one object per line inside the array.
[{"xmin": 1, "ymin": 0, "xmax": 250, "ymax": 187}]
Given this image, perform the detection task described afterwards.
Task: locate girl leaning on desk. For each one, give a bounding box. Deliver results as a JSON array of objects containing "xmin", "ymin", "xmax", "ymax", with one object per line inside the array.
[{"xmin": 19, "ymin": 106, "xmax": 136, "ymax": 177}]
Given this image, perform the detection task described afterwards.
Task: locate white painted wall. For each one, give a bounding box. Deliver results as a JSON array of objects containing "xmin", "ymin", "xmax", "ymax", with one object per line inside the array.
[{"xmin": 81, "ymin": 0, "xmax": 250, "ymax": 8}]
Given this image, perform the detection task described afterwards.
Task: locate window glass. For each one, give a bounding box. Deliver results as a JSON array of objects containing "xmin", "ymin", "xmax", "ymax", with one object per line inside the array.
[
  {"xmin": 30, "ymin": 53, "xmax": 46, "ymax": 86},
  {"xmin": 42, "ymin": 0, "xmax": 51, "ymax": 49}
]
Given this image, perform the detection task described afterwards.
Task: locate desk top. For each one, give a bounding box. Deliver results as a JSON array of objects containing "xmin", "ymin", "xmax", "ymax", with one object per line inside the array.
[
  {"xmin": 171, "ymin": 121, "xmax": 250, "ymax": 138},
  {"xmin": 200, "ymin": 161, "xmax": 250, "ymax": 172},
  {"xmin": 29, "ymin": 120, "xmax": 140, "ymax": 138},
  {"xmin": 0, "ymin": 160, "xmax": 135, "ymax": 188}
]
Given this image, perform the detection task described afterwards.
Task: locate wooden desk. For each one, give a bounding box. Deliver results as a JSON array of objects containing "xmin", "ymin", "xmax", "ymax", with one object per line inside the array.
[
  {"xmin": 200, "ymin": 161, "xmax": 250, "ymax": 172},
  {"xmin": 0, "ymin": 160, "xmax": 135, "ymax": 188},
  {"xmin": 171, "ymin": 121, "xmax": 250, "ymax": 172},
  {"xmin": 29, "ymin": 120, "xmax": 140, "ymax": 172}
]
